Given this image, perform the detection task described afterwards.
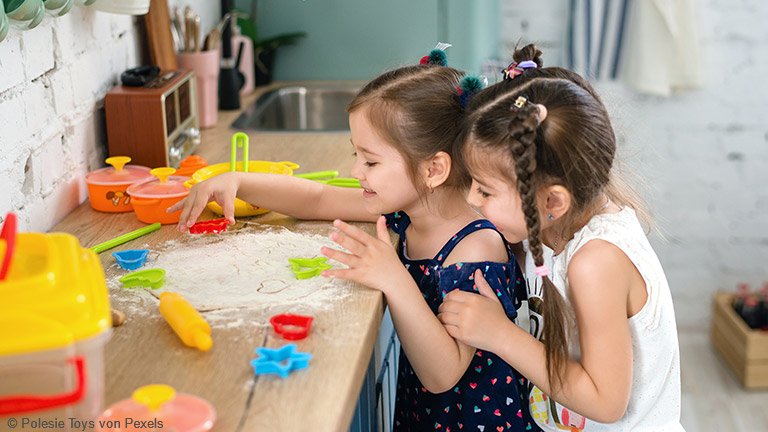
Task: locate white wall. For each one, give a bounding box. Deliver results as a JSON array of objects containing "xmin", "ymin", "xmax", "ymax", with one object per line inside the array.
[
  {"xmin": 500, "ymin": 0, "xmax": 768, "ymax": 329},
  {"xmin": 0, "ymin": 1, "xmax": 218, "ymax": 232}
]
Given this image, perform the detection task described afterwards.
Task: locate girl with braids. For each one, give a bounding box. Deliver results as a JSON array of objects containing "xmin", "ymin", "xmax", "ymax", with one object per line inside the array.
[
  {"xmin": 439, "ymin": 44, "xmax": 683, "ymax": 431},
  {"xmin": 171, "ymin": 48, "xmax": 539, "ymax": 431}
]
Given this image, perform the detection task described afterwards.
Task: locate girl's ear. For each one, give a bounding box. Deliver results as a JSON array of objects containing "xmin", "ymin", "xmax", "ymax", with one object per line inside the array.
[
  {"xmin": 421, "ymin": 151, "xmax": 452, "ymax": 189},
  {"xmin": 540, "ymin": 185, "xmax": 571, "ymax": 220}
]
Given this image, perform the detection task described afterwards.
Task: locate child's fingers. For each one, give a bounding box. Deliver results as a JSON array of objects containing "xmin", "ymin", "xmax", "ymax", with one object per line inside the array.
[
  {"xmin": 473, "ymin": 269, "xmax": 497, "ymax": 300},
  {"xmin": 375, "ymin": 215, "xmax": 390, "ymax": 243},
  {"xmin": 329, "ymin": 230, "xmax": 365, "ymax": 257},
  {"xmin": 332, "ymin": 219, "xmax": 373, "ymax": 245},
  {"xmin": 216, "ymin": 193, "xmax": 236, "ymax": 225},
  {"xmin": 437, "ymin": 309, "xmax": 460, "ymax": 326},
  {"xmin": 321, "ymin": 246, "xmax": 359, "ymax": 267},
  {"xmin": 321, "ymin": 268, "xmax": 358, "ymax": 281},
  {"xmin": 166, "ymin": 197, "xmax": 185, "ymax": 213}
]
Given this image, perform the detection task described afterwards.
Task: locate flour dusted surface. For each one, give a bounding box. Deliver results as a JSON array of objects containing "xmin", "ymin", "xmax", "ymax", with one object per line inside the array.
[{"xmin": 106, "ymin": 225, "xmax": 352, "ymax": 311}]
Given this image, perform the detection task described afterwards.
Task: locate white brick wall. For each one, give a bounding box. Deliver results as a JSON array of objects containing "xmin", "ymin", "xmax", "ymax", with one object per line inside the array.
[
  {"xmin": 500, "ymin": 0, "xmax": 768, "ymax": 329},
  {"xmin": 0, "ymin": 1, "xmax": 218, "ymax": 232}
]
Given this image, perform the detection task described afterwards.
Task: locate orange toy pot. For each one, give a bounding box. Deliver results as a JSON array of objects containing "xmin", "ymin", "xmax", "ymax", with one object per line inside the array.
[
  {"xmin": 85, "ymin": 156, "xmax": 151, "ymax": 213},
  {"xmin": 126, "ymin": 168, "xmax": 191, "ymax": 225}
]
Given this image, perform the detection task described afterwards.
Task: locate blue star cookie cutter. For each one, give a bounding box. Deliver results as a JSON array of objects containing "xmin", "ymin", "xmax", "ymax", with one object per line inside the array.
[
  {"xmin": 287, "ymin": 257, "xmax": 332, "ymax": 280},
  {"xmin": 250, "ymin": 343, "xmax": 312, "ymax": 378},
  {"xmin": 112, "ymin": 249, "xmax": 149, "ymax": 270}
]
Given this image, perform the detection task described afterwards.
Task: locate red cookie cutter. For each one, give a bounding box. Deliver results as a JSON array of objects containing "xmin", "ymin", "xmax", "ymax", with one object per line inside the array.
[
  {"xmin": 189, "ymin": 218, "xmax": 229, "ymax": 234},
  {"xmin": 269, "ymin": 314, "xmax": 314, "ymax": 341}
]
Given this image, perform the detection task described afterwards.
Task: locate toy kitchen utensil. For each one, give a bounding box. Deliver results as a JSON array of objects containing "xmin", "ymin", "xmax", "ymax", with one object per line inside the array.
[
  {"xmin": 112, "ymin": 249, "xmax": 150, "ymax": 271},
  {"xmin": 159, "ymin": 292, "xmax": 212, "ymax": 351},
  {"xmin": 250, "ymin": 343, "xmax": 312, "ymax": 378},
  {"xmin": 119, "ymin": 268, "xmax": 166, "ymax": 289},
  {"xmin": 90, "ymin": 223, "xmax": 161, "ymax": 254},
  {"xmin": 183, "ymin": 133, "xmax": 299, "ymax": 217},
  {"xmin": 85, "ymin": 156, "xmax": 152, "ymax": 213},
  {"xmin": 0, "ymin": 217, "xmax": 111, "ymax": 422},
  {"xmin": 269, "ymin": 313, "xmax": 314, "ymax": 341},
  {"xmin": 127, "ymin": 168, "xmax": 191, "ymax": 224},
  {"xmin": 97, "ymin": 384, "xmax": 215, "ymax": 432},
  {"xmin": 288, "ymin": 257, "xmax": 331, "ymax": 280},
  {"xmin": 188, "ymin": 218, "xmax": 228, "ymax": 234}
]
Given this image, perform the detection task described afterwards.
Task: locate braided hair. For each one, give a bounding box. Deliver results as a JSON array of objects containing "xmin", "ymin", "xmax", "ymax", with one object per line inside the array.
[{"xmin": 457, "ymin": 44, "xmax": 648, "ymax": 390}]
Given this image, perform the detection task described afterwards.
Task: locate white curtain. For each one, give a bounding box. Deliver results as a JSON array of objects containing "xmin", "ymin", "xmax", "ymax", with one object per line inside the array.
[{"xmin": 568, "ymin": 0, "xmax": 703, "ymax": 96}]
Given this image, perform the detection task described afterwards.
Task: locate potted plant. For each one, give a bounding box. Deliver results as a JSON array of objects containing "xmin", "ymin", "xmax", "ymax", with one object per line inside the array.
[{"xmin": 235, "ymin": 11, "xmax": 306, "ymax": 86}]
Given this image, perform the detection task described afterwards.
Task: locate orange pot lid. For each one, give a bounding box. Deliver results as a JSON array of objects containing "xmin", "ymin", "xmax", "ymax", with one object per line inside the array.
[
  {"xmin": 127, "ymin": 168, "xmax": 191, "ymax": 199},
  {"xmin": 86, "ymin": 156, "xmax": 151, "ymax": 186}
]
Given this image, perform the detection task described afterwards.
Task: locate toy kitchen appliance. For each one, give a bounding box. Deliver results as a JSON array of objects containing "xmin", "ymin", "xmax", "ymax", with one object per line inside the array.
[{"xmin": 105, "ymin": 70, "xmax": 201, "ymax": 169}]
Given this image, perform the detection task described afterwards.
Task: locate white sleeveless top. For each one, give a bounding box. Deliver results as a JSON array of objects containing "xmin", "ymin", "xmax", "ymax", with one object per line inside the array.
[{"xmin": 523, "ymin": 207, "xmax": 684, "ymax": 431}]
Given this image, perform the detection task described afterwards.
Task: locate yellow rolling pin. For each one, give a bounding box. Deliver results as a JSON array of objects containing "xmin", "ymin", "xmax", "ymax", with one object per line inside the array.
[{"xmin": 159, "ymin": 292, "xmax": 212, "ymax": 351}]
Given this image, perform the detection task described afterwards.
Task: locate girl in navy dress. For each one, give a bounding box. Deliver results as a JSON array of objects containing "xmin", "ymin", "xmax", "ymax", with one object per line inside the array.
[{"xmin": 172, "ymin": 46, "xmax": 539, "ymax": 432}]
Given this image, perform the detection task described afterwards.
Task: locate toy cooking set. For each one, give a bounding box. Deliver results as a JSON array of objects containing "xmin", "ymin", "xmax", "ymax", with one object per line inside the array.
[{"xmin": 0, "ymin": 213, "xmax": 112, "ymax": 425}]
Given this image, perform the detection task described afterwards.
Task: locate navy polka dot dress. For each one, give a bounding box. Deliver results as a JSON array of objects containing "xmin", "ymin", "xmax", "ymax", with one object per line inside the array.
[{"xmin": 385, "ymin": 212, "xmax": 540, "ymax": 432}]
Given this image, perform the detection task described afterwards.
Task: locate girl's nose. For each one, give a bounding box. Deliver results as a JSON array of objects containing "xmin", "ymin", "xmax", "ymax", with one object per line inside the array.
[
  {"xmin": 466, "ymin": 189, "xmax": 480, "ymax": 207},
  {"xmin": 350, "ymin": 160, "xmax": 363, "ymax": 181}
]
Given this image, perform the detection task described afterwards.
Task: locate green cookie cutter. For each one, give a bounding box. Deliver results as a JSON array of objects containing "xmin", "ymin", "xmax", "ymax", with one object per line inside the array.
[
  {"xmin": 288, "ymin": 257, "xmax": 332, "ymax": 280},
  {"xmin": 119, "ymin": 268, "xmax": 166, "ymax": 289}
]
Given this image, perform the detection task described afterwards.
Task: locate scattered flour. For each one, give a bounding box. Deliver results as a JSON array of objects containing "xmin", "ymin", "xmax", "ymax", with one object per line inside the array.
[{"xmin": 106, "ymin": 225, "xmax": 352, "ymax": 312}]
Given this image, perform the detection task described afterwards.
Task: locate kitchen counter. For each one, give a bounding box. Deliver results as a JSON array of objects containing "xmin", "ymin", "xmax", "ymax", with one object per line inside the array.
[{"xmin": 51, "ymin": 83, "xmax": 384, "ymax": 431}]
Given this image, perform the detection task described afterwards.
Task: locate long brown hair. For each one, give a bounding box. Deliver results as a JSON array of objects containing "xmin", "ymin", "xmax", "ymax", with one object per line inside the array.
[
  {"xmin": 347, "ymin": 65, "xmax": 471, "ymax": 197},
  {"xmin": 458, "ymin": 44, "xmax": 649, "ymax": 390}
]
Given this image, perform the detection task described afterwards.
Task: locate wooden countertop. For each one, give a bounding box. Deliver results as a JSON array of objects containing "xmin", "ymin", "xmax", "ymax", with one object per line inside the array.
[{"xmin": 51, "ymin": 83, "xmax": 384, "ymax": 432}]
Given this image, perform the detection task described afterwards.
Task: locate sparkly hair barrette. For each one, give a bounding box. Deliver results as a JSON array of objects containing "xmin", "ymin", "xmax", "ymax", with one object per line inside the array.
[
  {"xmin": 511, "ymin": 95, "xmax": 528, "ymax": 111},
  {"xmin": 502, "ymin": 60, "xmax": 537, "ymax": 80},
  {"xmin": 457, "ymin": 75, "xmax": 488, "ymax": 107},
  {"xmin": 420, "ymin": 42, "xmax": 452, "ymax": 66}
]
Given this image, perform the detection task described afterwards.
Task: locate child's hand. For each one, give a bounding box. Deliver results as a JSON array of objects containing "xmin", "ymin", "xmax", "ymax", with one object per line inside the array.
[
  {"xmin": 438, "ymin": 269, "xmax": 510, "ymax": 353},
  {"xmin": 321, "ymin": 216, "xmax": 411, "ymax": 295},
  {"xmin": 167, "ymin": 172, "xmax": 240, "ymax": 231}
]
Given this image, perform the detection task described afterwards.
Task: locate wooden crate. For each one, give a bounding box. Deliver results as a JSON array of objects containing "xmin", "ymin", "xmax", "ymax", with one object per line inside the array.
[{"xmin": 711, "ymin": 292, "xmax": 768, "ymax": 389}]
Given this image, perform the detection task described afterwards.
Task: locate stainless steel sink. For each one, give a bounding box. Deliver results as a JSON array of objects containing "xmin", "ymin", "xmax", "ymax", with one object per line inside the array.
[{"xmin": 231, "ymin": 85, "xmax": 361, "ymax": 132}]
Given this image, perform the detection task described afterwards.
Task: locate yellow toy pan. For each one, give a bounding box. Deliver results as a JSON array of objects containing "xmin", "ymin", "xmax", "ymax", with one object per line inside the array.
[{"xmin": 184, "ymin": 160, "xmax": 299, "ymax": 216}]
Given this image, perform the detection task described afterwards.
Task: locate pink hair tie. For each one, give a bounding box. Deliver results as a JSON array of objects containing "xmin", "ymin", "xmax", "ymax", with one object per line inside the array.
[{"xmin": 534, "ymin": 265, "xmax": 549, "ymax": 277}]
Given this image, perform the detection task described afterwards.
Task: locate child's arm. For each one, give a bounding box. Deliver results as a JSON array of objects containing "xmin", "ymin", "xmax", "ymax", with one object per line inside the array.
[
  {"xmin": 168, "ymin": 172, "xmax": 378, "ymax": 230},
  {"xmin": 321, "ymin": 218, "xmax": 480, "ymax": 393},
  {"xmin": 439, "ymin": 239, "xmax": 638, "ymax": 423}
]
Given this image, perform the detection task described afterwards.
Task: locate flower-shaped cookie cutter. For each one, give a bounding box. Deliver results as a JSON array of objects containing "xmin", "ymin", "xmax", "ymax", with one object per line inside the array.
[
  {"xmin": 119, "ymin": 268, "xmax": 166, "ymax": 289},
  {"xmin": 288, "ymin": 257, "xmax": 331, "ymax": 280},
  {"xmin": 112, "ymin": 249, "xmax": 149, "ymax": 271},
  {"xmin": 269, "ymin": 313, "xmax": 314, "ymax": 340},
  {"xmin": 189, "ymin": 218, "xmax": 229, "ymax": 234},
  {"xmin": 250, "ymin": 343, "xmax": 312, "ymax": 378}
]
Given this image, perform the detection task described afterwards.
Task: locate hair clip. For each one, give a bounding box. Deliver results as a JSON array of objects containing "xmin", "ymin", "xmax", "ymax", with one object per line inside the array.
[
  {"xmin": 502, "ymin": 60, "xmax": 537, "ymax": 80},
  {"xmin": 420, "ymin": 42, "xmax": 452, "ymax": 66},
  {"xmin": 457, "ymin": 75, "xmax": 487, "ymax": 107},
  {"xmin": 512, "ymin": 95, "xmax": 528, "ymax": 110}
]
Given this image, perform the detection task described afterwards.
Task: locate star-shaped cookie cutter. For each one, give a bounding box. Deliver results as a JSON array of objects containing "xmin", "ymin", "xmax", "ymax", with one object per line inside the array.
[
  {"xmin": 112, "ymin": 249, "xmax": 149, "ymax": 270},
  {"xmin": 118, "ymin": 268, "xmax": 166, "ymax": 289},
  {"xmin": 250, "ymin": 343, "xmax": 312, "ymax": 378},
  {"xmin": 287, "ymin": 257, "xmax": 331, "ymax": 280},
  {"xmin": 270, "ymin": 313, "xmax": 314, "ymax": 340},
  {"xmin": 189, "ymin": 218, "xmax": 229, "ymax": 234}
]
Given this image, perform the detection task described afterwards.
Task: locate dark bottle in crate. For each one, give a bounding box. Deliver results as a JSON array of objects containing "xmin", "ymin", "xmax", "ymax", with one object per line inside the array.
[
  {"xmin": 741, "ymin": 296, "xmax": 761, "ymax": 329},
  {"xmin": 733, "ymin": 282, "xmax": 750, "ymax": 316}
]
